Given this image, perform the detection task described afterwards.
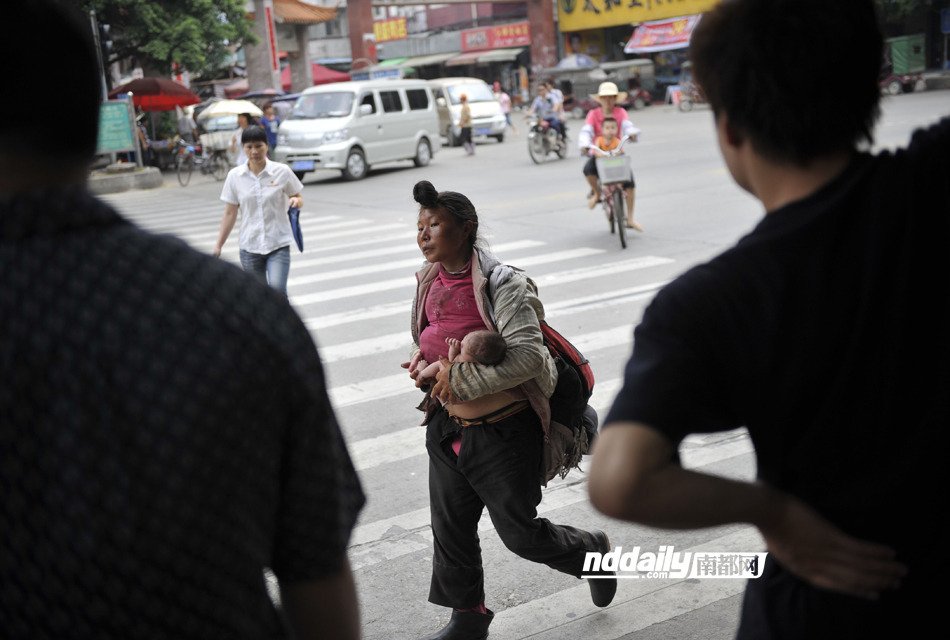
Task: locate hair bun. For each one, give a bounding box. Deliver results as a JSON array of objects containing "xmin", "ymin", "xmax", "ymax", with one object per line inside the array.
[{"xmin": 413, "ymin": 180, "xmax": 439, "ymax": 208}]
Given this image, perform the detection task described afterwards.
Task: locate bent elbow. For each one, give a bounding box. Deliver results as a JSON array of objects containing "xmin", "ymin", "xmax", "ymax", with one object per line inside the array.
[
  {"xmin": 587, "ymin": 449, "xmax": 654, "ymax": 522},
  {"xmin": 588, "ymin": 472, "xmax": 641, "ymax": 521}
]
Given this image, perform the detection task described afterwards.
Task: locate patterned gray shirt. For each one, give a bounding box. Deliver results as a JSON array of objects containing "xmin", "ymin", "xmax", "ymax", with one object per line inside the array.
[{"xmin": 0, "ymin": 187, "xmax": 364, "ymax": 639}]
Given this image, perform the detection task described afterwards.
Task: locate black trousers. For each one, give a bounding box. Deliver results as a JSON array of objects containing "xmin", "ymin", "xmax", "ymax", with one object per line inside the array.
[{"xmin": 425, "ymin": 404, "xmax": 598, "ymax": 608}]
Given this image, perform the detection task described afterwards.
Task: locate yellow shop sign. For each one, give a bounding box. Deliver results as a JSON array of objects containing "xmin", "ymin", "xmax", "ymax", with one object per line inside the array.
[{"xmin": 558, "ymin": 0, "xmax": 720, "ymax": 33}]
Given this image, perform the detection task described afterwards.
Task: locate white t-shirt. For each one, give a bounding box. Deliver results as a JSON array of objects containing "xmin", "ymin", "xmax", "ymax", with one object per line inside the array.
[{"xmin": 220, "ymin": 159, "xmax": 304, "ymax": 254}]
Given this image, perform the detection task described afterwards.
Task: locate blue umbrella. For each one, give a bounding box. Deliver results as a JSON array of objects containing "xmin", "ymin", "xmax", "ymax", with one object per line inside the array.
[{"xmin": 288, "ymin": 206, "xmax": 303, "ymax": 252}]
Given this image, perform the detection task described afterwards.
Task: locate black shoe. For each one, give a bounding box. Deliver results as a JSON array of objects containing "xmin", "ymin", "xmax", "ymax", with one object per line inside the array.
[
  {"xmin": 587, "ymin": 530, "xmax": 617, "ymax": 607},
  {"xmin": 418, "ymin": 609, "xmax": 494, "ymax": 640}
]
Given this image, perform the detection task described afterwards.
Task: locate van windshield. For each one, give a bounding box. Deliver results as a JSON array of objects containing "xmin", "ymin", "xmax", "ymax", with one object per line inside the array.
[
  {"xmin": 290, "ymin": 92, "xmax": 354, "ymax": 119},
  {"xmin": 446, "ymin": 83, "xmax": 494, "ymax": 104}
]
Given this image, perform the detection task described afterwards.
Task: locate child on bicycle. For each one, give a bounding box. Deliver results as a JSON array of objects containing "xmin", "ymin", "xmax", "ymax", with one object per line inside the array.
[{"xmin": 588, "ymin": 117, "xmax": 642, "ymax": 232}]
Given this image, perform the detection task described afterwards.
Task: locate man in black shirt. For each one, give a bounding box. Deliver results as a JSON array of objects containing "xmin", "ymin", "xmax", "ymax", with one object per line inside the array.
[
  {"xmin": 588, "ymin": 1, "xmax": 948, "ymax": 638},
  {"xmin": 1, "ymin": 3, "xmax": 365, "ymax": 639}
]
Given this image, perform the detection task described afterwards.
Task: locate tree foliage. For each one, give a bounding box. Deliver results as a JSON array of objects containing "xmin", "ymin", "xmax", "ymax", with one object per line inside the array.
[
  {"xmin": 81, "ymin": 0, "xmax": 256, "ymax": 77},
  {"xmin": 874, "ymin": 0, "xmax": 928, "ymax": 22}
]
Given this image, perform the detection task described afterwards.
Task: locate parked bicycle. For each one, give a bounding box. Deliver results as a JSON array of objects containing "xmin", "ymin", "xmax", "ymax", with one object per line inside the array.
[
  {"xmin": 176, "ymin": 139, "xmax": 230, "ymax": 186},
  {"xmin": 591, "ymin": 136, "xmax": 634, "ymax": 249}
]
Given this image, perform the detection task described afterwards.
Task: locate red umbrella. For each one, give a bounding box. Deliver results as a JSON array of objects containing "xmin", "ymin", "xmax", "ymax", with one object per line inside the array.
[{"xmin": 108, "ymin": 77, "xmax": 201, "ymax": 112}]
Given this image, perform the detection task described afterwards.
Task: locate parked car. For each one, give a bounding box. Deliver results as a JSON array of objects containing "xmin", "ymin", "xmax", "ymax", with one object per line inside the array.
[
  {"xmin": 272, "ymin": 79, "xmax": 441, "ymax": 181},
  {"xmin": 428, "ymin": 77, "xmax": 507, "ymax": 146}
]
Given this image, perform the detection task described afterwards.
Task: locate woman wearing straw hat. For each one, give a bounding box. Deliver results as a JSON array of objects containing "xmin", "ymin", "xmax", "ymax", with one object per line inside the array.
[{"xmin": 578, "ymin": 82, "xmax": 643, "ymax": 231}]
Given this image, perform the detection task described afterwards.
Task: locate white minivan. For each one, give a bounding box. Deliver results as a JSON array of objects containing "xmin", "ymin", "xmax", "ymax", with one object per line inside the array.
[
  {"xmin": 429, "ymin": 77, "xmax": 507, "ymax": 146},
  {"xmin": 273, "ymin": 79, "xmax": 441, "ymax": 181}
]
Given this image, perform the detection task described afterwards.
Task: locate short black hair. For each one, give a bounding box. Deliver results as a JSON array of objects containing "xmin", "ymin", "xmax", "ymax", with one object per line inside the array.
[
  {"xmin": 4, "ymin": 1, "xmax": 99, "ymax": 162},
  {"xmin": 602, "ymin": 117, "xmax": 618, "ymax": 126},
  {"xmin": 241, "ymin": 125, "xmax": 268, "ymax": 145},
  {"xmin": 690, "ymin": 0, "xmax": 883, "ymax": 165}
]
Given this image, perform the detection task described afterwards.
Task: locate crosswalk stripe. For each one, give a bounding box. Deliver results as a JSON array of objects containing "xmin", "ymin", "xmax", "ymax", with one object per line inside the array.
[
  {"xmin": 305, "ymin": 301, "xmax": 411, "ymax": 331},
  {"xmin": 487, "ymin": 528, "xmax": 761, "ymax": 639},
  {"xmin": 330, "ymin": 320, "xmax": 635, "ymax": 414},
  {"xmin": 319, "ymin": 331, "xmax": 411, "ymax": 364},
  {"xmin": 292, "ymin": 239, "xmax": 544, "ymax": 271},
  {"xmin": 188, "ymin": 222, "xmax": 408, "ymax": 249},
  {"xmin": 301, "ymin": 280, "xmax": 665, "ymax": 334},
  {"xmin": 293, "ymin": 255, "xmax": 671, "ymax": 308},
  {"xmin": 176, "ymin": 218, "xmax": 374, "ymax": 244},
  {"xmin": 290, "ymin": 247, "xmax": 605, "ymax": 289},
  {"xmin": 348, "ymin": 430, "xmax": 755, "ymax": 573}
]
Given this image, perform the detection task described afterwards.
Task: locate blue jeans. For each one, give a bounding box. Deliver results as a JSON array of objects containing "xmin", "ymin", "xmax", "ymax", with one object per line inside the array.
[{"xmin": 239, "ymin": 246, "xmax": 290, "ymax": 294}]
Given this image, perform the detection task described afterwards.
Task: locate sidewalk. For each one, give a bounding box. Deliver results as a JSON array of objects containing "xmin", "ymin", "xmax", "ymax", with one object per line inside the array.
[{"xmin": 922, "ymin": 68, "xmax": 950, "ymax": 90}]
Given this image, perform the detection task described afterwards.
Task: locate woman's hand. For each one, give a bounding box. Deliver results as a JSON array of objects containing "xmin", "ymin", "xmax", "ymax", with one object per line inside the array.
[
  {"xmin": 431, "ymin": 358, "xmax": 457, "ymax": 404},
  {"xmin": 289, "ymin": 195, "xmax": 303, "ymax": 209},
  {"xmin": 401, "ymin": 353, "xmax": 430, "ymax": 387},
  {"xmin": 212, "ymin": 244, "xmax": 223, "ymax": 258}
]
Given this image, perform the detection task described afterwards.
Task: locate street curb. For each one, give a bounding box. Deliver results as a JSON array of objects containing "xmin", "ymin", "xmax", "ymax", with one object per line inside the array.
[{"xmin": 87, "ymin": 166, "xmax": 164, "ymax": 195}]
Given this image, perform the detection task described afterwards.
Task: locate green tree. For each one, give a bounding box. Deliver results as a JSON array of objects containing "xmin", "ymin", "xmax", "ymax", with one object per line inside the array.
[
  {"xmin": 875, "ymin": 0, "xmax": 928, "ymax": 22},
  {"xmin": 82, "ymin": 0, "xmax": 256, "ymax": 78}
]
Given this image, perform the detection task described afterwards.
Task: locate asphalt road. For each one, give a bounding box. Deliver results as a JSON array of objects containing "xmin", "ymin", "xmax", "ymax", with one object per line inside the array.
[{"xmin": 101, "ymin": 89, "xmax": 949, "ymax": 640}]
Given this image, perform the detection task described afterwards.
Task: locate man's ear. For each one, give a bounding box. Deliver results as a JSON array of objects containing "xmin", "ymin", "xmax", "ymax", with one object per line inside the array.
[{"xmin": 717, "ymin": 113, "xmax": 744, "ymax": 149}]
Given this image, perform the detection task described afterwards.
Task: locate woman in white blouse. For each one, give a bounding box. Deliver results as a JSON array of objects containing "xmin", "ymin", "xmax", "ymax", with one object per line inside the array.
[{"xmin": 213, "ymin": 125, "xmax": 303, "ymax": 294}]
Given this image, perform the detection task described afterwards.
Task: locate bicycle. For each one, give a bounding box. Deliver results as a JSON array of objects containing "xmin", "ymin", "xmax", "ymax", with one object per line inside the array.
[
  {"xmin": 176, "ymin": 139, "xmax": 230, "ymax": 186},
  {"xmin": 591, "ymin": 136, "xmax": 634, "ymax": 249}
]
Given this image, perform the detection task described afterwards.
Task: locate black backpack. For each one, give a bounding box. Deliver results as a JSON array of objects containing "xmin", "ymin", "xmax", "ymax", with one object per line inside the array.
[
  {"xmin": 487, "ymin": 264, "xmax": 598, "ymax": 483},
  {"xmin": 540, "ymin": 320, "xmax": 599, "ymax": 480}
]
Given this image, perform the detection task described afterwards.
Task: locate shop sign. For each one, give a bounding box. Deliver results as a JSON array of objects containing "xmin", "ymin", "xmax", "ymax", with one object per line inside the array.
[
  {"xmin": 96, "ymin": 100, "xmax": 135, "ymax": 154},
  {"xmin": 625, "ymin": 14, "xmax": 701, "ymax": 53},
  {"xmin": 558, "ymin": 0, "xmax": 719, "ymax": 33},
  {"xmin": 374, "ymin": 17, "xmax": 408, "ymax": 43},
  {"xmin": 461, "ymin": 21, "xmax": 530, "ymax": 53}
]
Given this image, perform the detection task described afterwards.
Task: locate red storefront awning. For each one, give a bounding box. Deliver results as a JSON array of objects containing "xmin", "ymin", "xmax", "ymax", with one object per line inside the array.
[{"xmin": 624, "ymin": 14, "xmax": 702, "ymax": 54}]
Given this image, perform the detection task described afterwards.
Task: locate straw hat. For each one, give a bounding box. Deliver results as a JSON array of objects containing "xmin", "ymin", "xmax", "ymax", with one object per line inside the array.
[{"xmin": 590, "ymin": 81, "xmax": 628, "ymax": 103}]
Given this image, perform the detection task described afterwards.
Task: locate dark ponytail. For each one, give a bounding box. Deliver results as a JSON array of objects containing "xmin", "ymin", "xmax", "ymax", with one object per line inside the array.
[{"xmin": 413, "ymin": 180, "xmax": 479, "ymax": 248}]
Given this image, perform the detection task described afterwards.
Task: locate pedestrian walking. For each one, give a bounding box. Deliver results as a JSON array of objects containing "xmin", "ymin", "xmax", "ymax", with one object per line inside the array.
[
  {"xmin": 229, "ymin": 112, "xmax": 256, "ymax": 166},
  {"xmin": 588, "ymin": 1, "xmax": 949, "ymax": 638},
  {"xmin": 214, "ymin": 125, "xmax": 303, "ymax": 294},
  {"xmin": 493, "ymin": 81, "xmax": 517, "ymax": 136},
  {"xmin": 458, "ymin": 94, "xmax": 474, "ymax": 155},
  {"xmin": 176, "ymin": 104, "xmax": 199, "ymax": 144},
  {"xmin": 261, "ymin": 102, "xmax": 281, "ymax": 158},
  {"xmin": 403, "ymin": 180, "xmax": 617, "ymax": 640},
  {"xmin": 1, "ymin": 4, "xmax": 365, "ymax": 639}
]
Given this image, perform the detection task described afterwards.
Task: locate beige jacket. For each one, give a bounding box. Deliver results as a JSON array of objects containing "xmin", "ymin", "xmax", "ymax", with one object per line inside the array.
[{"xmin": 410, "ymin": 247, "xmax": 558, "ymax": 435}]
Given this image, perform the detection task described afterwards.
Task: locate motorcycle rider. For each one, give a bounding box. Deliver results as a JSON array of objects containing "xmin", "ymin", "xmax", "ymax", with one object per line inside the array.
[{"xmin": 526, "ymin": 84, "xmax": 566, "ymax": 143}]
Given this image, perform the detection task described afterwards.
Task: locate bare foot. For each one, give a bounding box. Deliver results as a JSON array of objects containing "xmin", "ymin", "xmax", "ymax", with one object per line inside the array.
[{"xmin": 626, "ymin": 220, "xmax": 644, "ymax": 232}]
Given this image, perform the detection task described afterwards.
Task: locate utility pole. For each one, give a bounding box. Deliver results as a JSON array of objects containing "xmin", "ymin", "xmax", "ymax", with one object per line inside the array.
[{"xmin": 89, "ymin": 10, "xmax": 109, "ymax": 101}]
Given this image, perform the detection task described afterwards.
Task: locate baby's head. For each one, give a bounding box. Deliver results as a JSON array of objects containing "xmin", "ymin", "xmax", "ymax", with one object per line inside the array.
[
  {"xmin": 602, "ymin": 117, "xmax": 618, "ymax": 140},
  {"xmin": 460, "ymin": 330, "xmax": 507, "ymax": 365}
]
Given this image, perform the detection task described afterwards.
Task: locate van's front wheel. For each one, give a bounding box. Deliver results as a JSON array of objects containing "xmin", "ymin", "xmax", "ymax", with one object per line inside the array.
[
  {"xmin": 342, "ymin": 148, "xmax": 367, "ymax": 180},
  {"xmin": 413, "ymin": 138, "xmax": 432, "ymax": 167}
]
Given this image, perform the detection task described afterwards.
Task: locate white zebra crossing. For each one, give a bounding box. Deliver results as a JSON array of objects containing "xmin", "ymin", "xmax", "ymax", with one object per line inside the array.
[{"xmin": 99, "ymin": 188, "xmax": 755, "ymax": 639}]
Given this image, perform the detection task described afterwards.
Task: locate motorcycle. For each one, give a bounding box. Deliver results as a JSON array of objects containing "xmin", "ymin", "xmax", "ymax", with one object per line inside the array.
[{"xmin": 525, "ymin": 116, "xmax": 568, "ymax": 164}]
